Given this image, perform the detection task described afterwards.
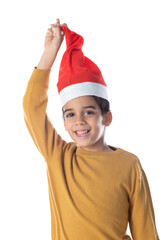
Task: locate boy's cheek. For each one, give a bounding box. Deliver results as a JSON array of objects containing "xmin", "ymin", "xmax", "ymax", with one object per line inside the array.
[{"xmin": 63, "ymin": 121, "xmax": 68, "ymax": 131}]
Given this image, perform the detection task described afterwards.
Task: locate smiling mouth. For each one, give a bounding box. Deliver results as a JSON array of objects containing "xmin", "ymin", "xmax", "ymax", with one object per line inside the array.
[{"xmin": 74, "ymin": 129, "xmax": 91, "ymax": 138}]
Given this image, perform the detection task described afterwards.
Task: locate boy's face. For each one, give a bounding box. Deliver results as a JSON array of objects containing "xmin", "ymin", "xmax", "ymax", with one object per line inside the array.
[{"xmin": 63, "ymin": 96, "xmax": 112, "ymax": 152}]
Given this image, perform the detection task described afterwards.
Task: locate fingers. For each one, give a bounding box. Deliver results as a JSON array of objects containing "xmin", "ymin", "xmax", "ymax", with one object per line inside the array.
[
  {"xmin": 53, "ymin": 18, "xmax": 67, "ymax": 27},
  {"xmin": 51, "ymin": 18, "xmax": 67, "ymax": 36},
  {"xmin": 47, "ymin": 28, "xmax": 53, "ymax": 34}
]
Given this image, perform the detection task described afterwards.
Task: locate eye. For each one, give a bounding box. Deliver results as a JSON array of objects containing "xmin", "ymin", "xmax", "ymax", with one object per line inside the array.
[
  {"xmin": 84, "ymin": 111, "xmax": 95, "ymax": 116},
  {"xmin": 65, "ymin": 112, "xmax": 75, "ymax": 118}
]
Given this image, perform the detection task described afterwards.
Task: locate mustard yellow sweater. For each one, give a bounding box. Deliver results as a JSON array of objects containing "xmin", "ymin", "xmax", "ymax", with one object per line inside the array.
[{"xmin": 23, "ymin": 68, "xmax": 159, "ymax": 240}]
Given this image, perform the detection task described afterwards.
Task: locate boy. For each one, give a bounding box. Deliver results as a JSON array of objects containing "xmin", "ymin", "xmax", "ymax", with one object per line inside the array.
[{"xmin": 23, "ymin": 18, "xmax": 159, "ymax": 239}]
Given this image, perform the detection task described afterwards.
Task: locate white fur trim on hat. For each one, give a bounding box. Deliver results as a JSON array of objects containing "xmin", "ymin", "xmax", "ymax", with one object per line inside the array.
[{"xmin": 59, "ymin": 82, "xmax": 109, "ymax": 106}]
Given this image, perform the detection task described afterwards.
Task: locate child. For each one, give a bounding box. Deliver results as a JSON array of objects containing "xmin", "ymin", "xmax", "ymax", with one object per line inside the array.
[{"xmin": 23, "ymin": 18, "xmax": 159, "ymax": 240}]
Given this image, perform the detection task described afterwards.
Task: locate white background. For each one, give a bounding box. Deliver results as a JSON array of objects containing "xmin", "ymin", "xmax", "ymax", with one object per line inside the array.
[{"xmin": 0, "ymin": 0, "xmax": 165, "ymax": 239}]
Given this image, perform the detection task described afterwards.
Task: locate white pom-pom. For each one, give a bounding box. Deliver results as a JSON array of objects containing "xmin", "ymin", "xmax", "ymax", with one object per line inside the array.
[
  {"xmin": 52, "ymin": 27, "xmax": 56, "ymax": 36},
  {"xmin": 51, "ymin": 23, "xmax": 64, "ymax": 36}
]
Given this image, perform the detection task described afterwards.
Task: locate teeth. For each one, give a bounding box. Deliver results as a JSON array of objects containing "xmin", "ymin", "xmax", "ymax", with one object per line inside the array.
[{"xmin": 75, "ymin": 130, "xmax": 89, "ymax": 136}]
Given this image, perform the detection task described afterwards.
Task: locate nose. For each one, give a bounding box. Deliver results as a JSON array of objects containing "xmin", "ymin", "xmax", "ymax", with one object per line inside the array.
[{"xmin": 75, "ymin": 114, "xmax": 86, "ymax": 125}]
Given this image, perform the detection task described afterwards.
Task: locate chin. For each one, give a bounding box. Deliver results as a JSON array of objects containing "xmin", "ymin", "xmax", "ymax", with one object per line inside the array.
[
  {"xmin": 74, "ymin": 140, "xmax": 91, "ymax": 147},
  {"xmin": 73, "ymin": 138, "xmax": 93, "ymax": 148}
]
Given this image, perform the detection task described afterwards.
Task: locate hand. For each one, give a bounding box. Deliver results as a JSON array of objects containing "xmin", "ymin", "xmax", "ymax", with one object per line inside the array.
[
  {"xmin": 37, "ymin": 18, "xmax": 67, "ymax": 70},
  {"xmin": 44, "ymin": 18, "xmax": 67, "ymax": 52}
]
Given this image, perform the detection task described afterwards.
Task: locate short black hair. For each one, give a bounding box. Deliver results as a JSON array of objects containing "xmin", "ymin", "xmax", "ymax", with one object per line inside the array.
[
  {"xmin": 62, "ymin": 96, "xmax": 110, "ymax": 119},
  {"xmin": 92, "ymin": 96, "xmax": 110, "ymax": 115}
]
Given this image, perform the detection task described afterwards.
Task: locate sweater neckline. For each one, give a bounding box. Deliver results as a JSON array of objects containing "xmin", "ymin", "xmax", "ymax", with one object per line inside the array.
[{"xmin": 76, "ymin": 145, "xmax": 121, "ymax": 156}]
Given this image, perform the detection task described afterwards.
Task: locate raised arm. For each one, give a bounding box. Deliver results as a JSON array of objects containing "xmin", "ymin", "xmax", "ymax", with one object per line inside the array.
[{"xmin": 23, "ymin": 19, "xmax": 67, "ymax": 160}]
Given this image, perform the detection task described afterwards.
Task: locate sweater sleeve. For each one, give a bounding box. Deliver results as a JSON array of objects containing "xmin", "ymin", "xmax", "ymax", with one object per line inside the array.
[
  {"xmin": 23, "ymin": 68, "xmax": 66, "ymax": 160},
  {"xmin": 129, "ymin": 159, "xmax": 159, "ymax": 240}
]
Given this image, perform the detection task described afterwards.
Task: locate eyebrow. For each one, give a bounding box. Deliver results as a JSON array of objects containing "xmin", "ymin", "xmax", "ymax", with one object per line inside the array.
[
  {"xmin": 83, "ymin": 106, "xmax": 97, "ymax": 110},
  {"xmin": 63, "ymin": 108, "xmax": 73, "ymax": 114},
  {"xmin": 63, "ymin": 106, "xmax": 96, "ymax": 114}
]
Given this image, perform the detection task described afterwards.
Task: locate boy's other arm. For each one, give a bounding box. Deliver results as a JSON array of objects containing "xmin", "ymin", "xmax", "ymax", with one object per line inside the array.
[
  {"xmin": 129, "ymin": 160, "xmax": 159, "ymax": 240},
  {"xmin": 23, "ymin": 19, "xmax": 66, "ymax": 160}
]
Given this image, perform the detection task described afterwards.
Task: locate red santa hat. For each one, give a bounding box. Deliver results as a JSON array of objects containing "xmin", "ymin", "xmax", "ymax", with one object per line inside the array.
[{"xmin": 57, "ymin": 26, "xmax": 109, "ymax": 106}]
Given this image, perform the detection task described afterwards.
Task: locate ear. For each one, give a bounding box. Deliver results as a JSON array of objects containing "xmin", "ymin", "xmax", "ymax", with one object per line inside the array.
[{"xmin": 103, "ymin": 111, "xmax": 112, "ymax": 127}]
